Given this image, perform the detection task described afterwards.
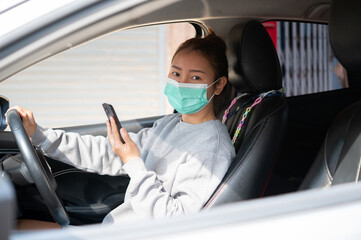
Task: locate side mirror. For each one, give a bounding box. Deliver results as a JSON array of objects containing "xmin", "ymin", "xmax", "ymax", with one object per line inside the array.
[{"xmin": 0, "ymin": 96, "xmax": 9, "ymax": 131}]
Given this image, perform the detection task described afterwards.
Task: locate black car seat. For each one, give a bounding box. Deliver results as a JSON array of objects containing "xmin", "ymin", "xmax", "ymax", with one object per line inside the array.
[
  {"xmin": 299, "ymin": 0, "xmax": 361, "ymax": 189},
  {"xmin": 204, "ymin": 20, "xmax": 288, "ymax": 207}
]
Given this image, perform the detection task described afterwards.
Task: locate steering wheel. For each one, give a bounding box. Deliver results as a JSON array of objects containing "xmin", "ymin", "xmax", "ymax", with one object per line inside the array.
[{"xmin": 7, "ymin": 109, "xmax": 70, "ymax": 226}]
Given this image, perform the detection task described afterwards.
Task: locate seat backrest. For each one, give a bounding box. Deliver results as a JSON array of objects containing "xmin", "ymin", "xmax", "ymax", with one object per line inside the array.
[
  {"xmin": 205, "ymin": 21, "xmax": 288, "ymax": 207},
  {"xmin": 300, "ymin": 0, "xmax": 361, "ymax": 190},
  {"xmin": 299, "ymin": 101, "xmax": 361, "ymax": 189}
]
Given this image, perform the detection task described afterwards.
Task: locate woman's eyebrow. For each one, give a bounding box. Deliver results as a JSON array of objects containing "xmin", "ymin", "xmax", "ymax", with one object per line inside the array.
[
  {"xmin": 189, "ymin": 69, "xmax": 206, "ymax": 74},
  {"xmin": 171, "ymin": 65, "xmax": 182, "ymax": 70},
  {"xmin": 171, "ymin": 65, "xmax": 206, "ymax": 74}
]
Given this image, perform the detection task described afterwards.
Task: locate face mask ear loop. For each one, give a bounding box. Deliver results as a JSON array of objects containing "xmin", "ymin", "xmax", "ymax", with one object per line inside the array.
[
  {"xmin": 193, "ymin": 93, "xmax": 215, "ymax": 114},
  {"xmin": 206, "ymin": 77, "xmax": 222, "ymax": 102},
  {"xmin": 208, "ymin": 93, "xmax": 215, "ymax": 102},
  {"xmin": 207, "ymin": 78, "xmax": 221, "ymax": 89}
]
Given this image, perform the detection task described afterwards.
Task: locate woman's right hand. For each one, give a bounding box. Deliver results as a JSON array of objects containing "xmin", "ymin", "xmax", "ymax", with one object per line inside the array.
[{"xmin": 6, "ymin": 105, "xmax": 37, "ymax": 138}]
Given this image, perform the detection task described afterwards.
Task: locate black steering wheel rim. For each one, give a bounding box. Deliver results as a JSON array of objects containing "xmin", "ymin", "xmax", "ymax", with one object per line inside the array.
[{"xmin": 7, "ymin": 109, "xmax": 69, "ymax": 226}]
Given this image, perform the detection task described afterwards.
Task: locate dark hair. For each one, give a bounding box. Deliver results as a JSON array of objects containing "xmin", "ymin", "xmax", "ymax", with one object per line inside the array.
[{"xmin": 172, "ymin": 31, "xmax": 232, "ymax": 116}]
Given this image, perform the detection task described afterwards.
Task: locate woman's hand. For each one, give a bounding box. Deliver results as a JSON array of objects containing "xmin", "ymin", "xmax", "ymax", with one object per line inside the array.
[
  {"xmin": 106, "ymin": 117, "xmax": 140, "ymax": 164},
  {"xmin": 6, "ymin": 105, "xmax": 37, "ymax": 138}
]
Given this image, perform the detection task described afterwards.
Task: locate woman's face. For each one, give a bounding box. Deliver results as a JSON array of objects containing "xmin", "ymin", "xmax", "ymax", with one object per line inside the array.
[
  {"xmin": 169, "ymin": 50, "xmax": 216, "ymax": 86},
  {"xmin": 168, "ymin": 49, "xmax": 227, "ymax": 118}
]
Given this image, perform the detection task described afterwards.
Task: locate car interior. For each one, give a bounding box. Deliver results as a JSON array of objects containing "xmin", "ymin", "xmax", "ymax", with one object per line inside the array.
[
  {"xmin": 1, "ymin": 0, "xmax": 361, "ymax": 228},
  {"xmin": 299, "ymin": 0, "xmax": 361, "ymax": 190}
]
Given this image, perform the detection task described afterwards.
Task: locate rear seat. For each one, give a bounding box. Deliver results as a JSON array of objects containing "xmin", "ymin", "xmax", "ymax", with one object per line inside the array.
[{"xmin": 299, "ymin": 0, "xmax": 361, "ymax": 189}]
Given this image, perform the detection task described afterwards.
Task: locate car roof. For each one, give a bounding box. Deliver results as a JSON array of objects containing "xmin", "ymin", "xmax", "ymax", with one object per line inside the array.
[
  {"xmin": 0, "ymin": 0, "xmax": 81, "ymax": 37},
  {"xmin": 0, "ymin": 0, "xmax": 331, "ymax": 82},
  {"xmin": 0, "ymin": 0, "xmax": 331, "ymax": 39}
]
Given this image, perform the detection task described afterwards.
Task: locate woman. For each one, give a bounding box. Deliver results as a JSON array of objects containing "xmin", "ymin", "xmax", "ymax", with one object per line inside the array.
[{"xmin": 11, "ymin": 31, "xmax": 235, "ymax": 227}]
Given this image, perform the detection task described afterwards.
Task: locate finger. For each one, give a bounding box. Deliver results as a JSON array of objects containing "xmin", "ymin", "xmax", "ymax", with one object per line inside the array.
[
  {"xmin": 107, "ymin": 120, "xmax": 118, "ymax": 140},
  {"xmin": 109, "ymin": 117, "xmax": 121, "ymax": 137},
  {"xmin": 5, "ymin": 106, "xmax": 23, "ymax": 121},
  {"xmin": 7, "ymin": 106, "xmax": 30, "ymax": 120},
  {"xmin": 120, "ymin": 128, "xmax": 131, "ymax": 144},
  {"xmin": 11, "ymin": 105, "xmax": 26, "ymax": 117},
  {"xmin": 106, "ymin": 120, "xmax": 112, "ymax": 138},
  {"xmin": 5, "ymin": 106, "xmax": 18, "ymax": 118}
]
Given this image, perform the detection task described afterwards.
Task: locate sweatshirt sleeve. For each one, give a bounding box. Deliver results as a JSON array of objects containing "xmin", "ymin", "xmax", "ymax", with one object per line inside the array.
[
  {"xmin": 31, "ymin": 124, "xmax": 125, "ymax": 175},
  {"xmin": 30, "ymin": 117, "xmax": 162, "ymax": 176},
  {"xmin": 122, "ymin": 151, "xmax": 230, "ymax": 219}
]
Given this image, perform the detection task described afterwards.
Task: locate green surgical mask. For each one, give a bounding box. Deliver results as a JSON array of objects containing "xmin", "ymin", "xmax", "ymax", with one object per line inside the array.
[{"xmin": 164, "ymin": 78, "xmax": 220, "ymax": 114}]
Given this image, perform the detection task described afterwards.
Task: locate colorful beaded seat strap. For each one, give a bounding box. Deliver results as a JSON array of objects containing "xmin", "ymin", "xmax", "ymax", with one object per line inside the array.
[
  {"xmin": 222, "ymin": 93, "xmax": 249, "ymax": 123},
  {"xmin": 223, "ymin": 89, "xmax": 284, "ymax": 145}
]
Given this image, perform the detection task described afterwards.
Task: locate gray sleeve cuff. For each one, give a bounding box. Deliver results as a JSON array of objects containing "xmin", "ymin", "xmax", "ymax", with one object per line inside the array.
[
  {"xmin": 122, "ymin": 157, "xmax": 147, "ymax": 178},
  {"xmin": 30, "ymin": 124, "xmax": 51, "ymax": 150}
]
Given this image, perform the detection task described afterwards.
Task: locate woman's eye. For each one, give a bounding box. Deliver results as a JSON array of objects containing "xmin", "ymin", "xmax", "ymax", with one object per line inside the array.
[
  {"xmin": 172, "ymin": 72, "xmax": 180, "ymax": 77},
  {"xmin": 192, "ymin": 76, "xmax": 200, "ymax": 80}
]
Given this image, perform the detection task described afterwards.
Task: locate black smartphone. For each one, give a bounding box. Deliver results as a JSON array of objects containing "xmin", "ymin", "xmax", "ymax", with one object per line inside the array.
[{"xmin": 102, "ymin": 103, "xmax": 125, "ymax": 143}]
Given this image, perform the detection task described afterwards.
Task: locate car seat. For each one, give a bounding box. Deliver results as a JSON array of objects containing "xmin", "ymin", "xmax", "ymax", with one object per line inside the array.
[
  {"xmin": 204, "ymin": 20, "xmax": 288, "ymax": 207},
  {"xmin": 299, "ymin": 0, "xmax": 361, "ymax": 190}
]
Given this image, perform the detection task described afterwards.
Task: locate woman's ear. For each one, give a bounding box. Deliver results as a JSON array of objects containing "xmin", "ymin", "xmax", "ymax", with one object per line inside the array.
[{"xmin": 214, "ymin": 76, "xmax": 228, "ymax": 95}]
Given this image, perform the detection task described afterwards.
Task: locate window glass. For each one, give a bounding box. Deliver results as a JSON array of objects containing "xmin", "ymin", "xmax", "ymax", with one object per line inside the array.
[
  {"xmin": 0, "ymin": 23, "xmax": 196, "ymax": 128},
  {"xmin": 263, "ymin": 21, "xmax": 347, "ymax": 97}
]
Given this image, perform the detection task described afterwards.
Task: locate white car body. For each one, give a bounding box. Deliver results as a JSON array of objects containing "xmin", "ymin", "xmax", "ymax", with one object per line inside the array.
[{"xmin": 1, "ymin": 0, "xmax": 360, "ymax": 239}]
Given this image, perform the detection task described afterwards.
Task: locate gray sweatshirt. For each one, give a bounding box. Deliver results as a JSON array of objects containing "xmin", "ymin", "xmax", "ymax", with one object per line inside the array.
[{"xmin": 31, "ymin": 113, "xmax": 235, "ymax": 224}]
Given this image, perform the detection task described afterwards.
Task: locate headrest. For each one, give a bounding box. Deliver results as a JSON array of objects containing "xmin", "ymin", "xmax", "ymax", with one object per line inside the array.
[
  {"xmin": 227, "ymin": 20, "xmax": 282, "ymax": 93},
  {"xmin": 329, "ymin": 0, "xmax": 361, "ymax": 86}
]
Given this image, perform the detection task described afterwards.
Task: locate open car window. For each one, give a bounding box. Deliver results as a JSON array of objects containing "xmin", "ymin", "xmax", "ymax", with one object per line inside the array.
[
  {"xmin": 264, "ymin": 21, "xmax": 348, "ymax": 97},
  {"xmin": 0, "ymin": 23, "xmax": 196, "ymax": 128}
]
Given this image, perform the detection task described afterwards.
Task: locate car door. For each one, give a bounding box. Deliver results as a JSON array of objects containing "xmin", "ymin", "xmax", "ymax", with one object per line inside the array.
[{"xmin": 0, "ymin": 15, "xmax": 197, "ymax": 224}]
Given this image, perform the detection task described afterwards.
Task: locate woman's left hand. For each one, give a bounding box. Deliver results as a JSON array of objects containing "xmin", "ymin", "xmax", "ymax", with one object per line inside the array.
[{"xmin": 106, "ymin": 117, "xmax": 140, "ymax": 164}]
